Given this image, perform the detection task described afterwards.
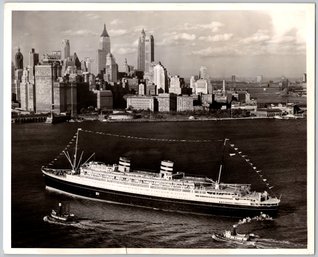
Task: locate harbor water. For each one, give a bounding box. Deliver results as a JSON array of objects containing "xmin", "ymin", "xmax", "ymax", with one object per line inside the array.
[{"xmin": 11, "ymin": 119, "xmax": 307, "ymax": 248}]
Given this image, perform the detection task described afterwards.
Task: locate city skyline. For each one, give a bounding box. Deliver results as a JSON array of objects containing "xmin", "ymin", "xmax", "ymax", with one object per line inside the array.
[{"xmin": 12, "ymin": 9, "xmax": 307, "ymax": 78}]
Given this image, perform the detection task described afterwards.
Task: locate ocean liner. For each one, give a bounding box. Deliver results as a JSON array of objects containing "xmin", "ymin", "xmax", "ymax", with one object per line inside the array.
[{"xmin": 42, "ymin": 128, "xmax": 280, "ymax": 216}]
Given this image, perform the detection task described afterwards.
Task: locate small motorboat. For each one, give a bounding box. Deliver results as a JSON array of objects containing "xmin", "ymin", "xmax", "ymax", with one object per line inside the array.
[
  {"xmin": 43, "ymin": 202, "xmax": 78, "ymax": 224},
  {"xmin": 212, "ymin": 225, "xmax": 257, "ymax": 247},
  {"xmin": 256, "ymin": 212, "xmax": 273, "ymax": 221}
]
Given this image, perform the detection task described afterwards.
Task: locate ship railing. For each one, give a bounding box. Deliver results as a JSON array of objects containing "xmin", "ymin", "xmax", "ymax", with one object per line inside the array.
[
  {"xmin": 43, "ymin": 167, "xmax": 70, "ymax": 176},
  {"xmin": 220, "ymin": 183, "xmax": 251, "ymax": 190},
  {"xmin": 184, "ymin": 174, "xmax": 210, "ymax": 180}
]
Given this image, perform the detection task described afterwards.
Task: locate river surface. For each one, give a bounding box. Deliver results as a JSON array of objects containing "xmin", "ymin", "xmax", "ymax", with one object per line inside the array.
[{"xmin": 11, "ymin": 119, "xmax": 307, "ymax": 249}]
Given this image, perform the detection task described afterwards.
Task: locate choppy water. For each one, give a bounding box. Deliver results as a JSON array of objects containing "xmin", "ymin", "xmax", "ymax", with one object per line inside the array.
[{"xmin": 11, "ymin": 119, "xmax": 307, "ymax": 248}]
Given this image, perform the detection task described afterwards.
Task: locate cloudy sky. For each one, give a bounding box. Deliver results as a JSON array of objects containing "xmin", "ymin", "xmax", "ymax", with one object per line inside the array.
[{"xmin": 12, "ymin": 9, "xmax": 308, "ymax": 78}]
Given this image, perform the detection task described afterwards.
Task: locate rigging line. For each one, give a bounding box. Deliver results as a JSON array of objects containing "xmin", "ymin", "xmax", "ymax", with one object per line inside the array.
[
  {"xmin": 79, "ymin": 129, "xmax": 222, "ymax": 143},
  {"xmin": 63, "ymin": 151, "xmax": 74, "ymax": 170},
  {"xmin": 75, "ymin": 151, "xmax": 84, "ymax": 171},
  {"xmin": 228, "ymin": 141, "xmax": 275, "ymax": 194}
]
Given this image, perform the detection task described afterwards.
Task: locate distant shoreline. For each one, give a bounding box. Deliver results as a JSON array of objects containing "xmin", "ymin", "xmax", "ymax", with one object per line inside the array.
[{"xmin": 99, "ymin": 116, "xmax": 305, "ymax": 123}]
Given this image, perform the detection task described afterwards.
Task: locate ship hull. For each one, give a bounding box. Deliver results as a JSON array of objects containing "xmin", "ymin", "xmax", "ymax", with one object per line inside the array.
[{"xmin": 43, "ymin": 172, "xmax": 279, "ymax": 217}]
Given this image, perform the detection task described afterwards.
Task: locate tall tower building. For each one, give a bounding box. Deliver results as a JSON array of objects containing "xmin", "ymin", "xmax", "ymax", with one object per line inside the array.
[
  {"xmin": 169, "ymin": 75, "xmax": 182, "ymax": 95},
  {"xmin": 84, "ymin": 57, "xmax": 92, "ymax": 73},
  {"xmin": 153, "ymin": 62, "xmax": 168, "ymax": 94},
  {"xmin": 123, "ymin": 58, "xmax": 129, "ymax": 74},
  {"xmin": 20, "ymin": 67, "xmax": 35, "ymax": 112},
  {"xmin": 199, "ymin": 66, "xmax": 212, "ymax": 93},
  {"xmin": 190, "ymin": 76, "xmax": 196, "ymax": 92},
  {"xmin": 61, "ymin": 39, "xmax": 70, "ymax": 60},
  {"xmin": 105, "ymin": 53, "xmax": 118, "ymax": 83},
  {"xmin": 97, "ymin": 24, "xmax": 111, "ymax": 74},
  {"xmin": 29, "ymin": 48, "xmax": 39, "ymax": 68},
  {"xmin": 145, "ymin": 34, "xmax": 154, "ymax": 73},
  {"xmin": 13, "ymin": 48, "xmax": 24, "ymax": 101},
  {"xmin": 15, "ymin": 48, "xmax": 24, "ymax": 70},
  {"xmin": 137, "ymin": 29, "xmax": 146, "ymax": 72},
  {"xmin": 199, "ymin": 66, "xmax": 208, "ymax": 80},
  {"xmin": 29, "ymin": 48, "xmax": 39, "ymax": 80}
]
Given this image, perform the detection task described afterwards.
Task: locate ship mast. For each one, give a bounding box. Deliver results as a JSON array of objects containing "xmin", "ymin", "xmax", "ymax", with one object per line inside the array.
[
  {"xmin": 216, "ymin": 138, "xmax": 229, "ymax": 187},
  {"xmin": 73, "ymin": 128, "xmax": 82, "ymax": 170},
  {"xmin": 63, "ymin": 128, "xmax": 83, "ymax": 173},
  {"xmin": 63, "ymin": 128, "xmax": 95, "ymax": 173}
]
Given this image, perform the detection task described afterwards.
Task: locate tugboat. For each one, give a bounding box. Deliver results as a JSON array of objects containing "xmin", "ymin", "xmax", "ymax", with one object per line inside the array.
[
  {"xmin": 212, "ymin": 225, "xmax": 258, "ymax": 247},
  {"xmin": 43, "ymin": 203, "xmax": 77, "ymax": 224}
]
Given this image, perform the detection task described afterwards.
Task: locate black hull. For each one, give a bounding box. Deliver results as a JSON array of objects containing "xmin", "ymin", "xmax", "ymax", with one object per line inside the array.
[{"xmin": 43, "ymin": 173, "xmax": 279, "ymax": 217}]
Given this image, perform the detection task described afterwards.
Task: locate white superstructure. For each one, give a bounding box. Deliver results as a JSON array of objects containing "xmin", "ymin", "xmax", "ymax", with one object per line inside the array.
[{"xmin": 43, "ymin": 158, "xmax": 280, "ymax": 208}]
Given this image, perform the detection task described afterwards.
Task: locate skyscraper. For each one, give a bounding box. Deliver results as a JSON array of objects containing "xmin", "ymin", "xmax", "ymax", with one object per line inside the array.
[
  {"xmin": 15, "ymin": 48, "xmax": 23, "ymax": 69},
  {"xmin": 137, "ymin": 29, "xmax": 146, "ymax": 72},
  {"xmin": 145, "ymin": 34, "xmax": 154, "ymax": 73},
  {"xmin": 20, "ymin": 67, "xmax": 35, "ymax": 112},
  {"xmin": 190, "ymin": 76, "xmax": 196, "ymax": 93},
  {"xmin": 199, "ymin": 66, "xmax": 212, "ymax": 94},
  {"xmin": 29, "ymin": 48, "xmax": 39, "ymax": 69},
  {"xmin": 61, "ymin": 39, "xmax": 70, "ymax": 60},
  {"xmin": 169, "ymin": 75, "xmax": 182, "ymax": 95},
  {"xmin": 199, "ymin": 66, "xmax": 208, "ymax": 80},
  {"xmin": 153, "ymin": 62, "xmax": 168, "ymax": 94},
  {"xmin": 137, "ymin": 29, "xmax": 154, "ymax": 72},
  {"xmin": 97, "ymin": 24, "xmax": 111, "ymax": 74},
  {"xmin": 13, "ymin": 48, "xmax": 24, "ymax": 101},
  {"xmin": 105, "ymin": 53, "xmax": 118, "ymax": 83}
]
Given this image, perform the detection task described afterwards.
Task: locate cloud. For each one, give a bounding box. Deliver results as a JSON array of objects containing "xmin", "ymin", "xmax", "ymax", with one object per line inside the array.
[
  {"xmin": 110, "ymin": 19, "xmax": 122, "ymax": 25},
  {"xmin": 132, "ymin": 39, "xmax": 139, "ymax": 47},
  {"xmin": 85, "ymin": 13, "xmax": 100, "ymax": 20},
  {"xmin": 133, "ymin": 26, "xmax": 146, "ymax": 33},
  {"xmin": 240, "ymin": 29, "xmax": 270, "ymax": 44},
  {"xmin": 199, "ymin": 33, "xmax": 233, "ymax": 42},
  {"xmin": 192, "ymin": 46, "xmax": 243, "ymax": 57},
  {"xmin": 108, "ymin": 29, "xmax": 128, "ymax": 37},
  {"xmin": 62, "ymin": 29, "xmax": 98, "ymax": 36},
  {"xmin": 181, "ymin": 21, "xmax": 224, "ymax": 32},
  {"xmin": 174, "ymin": 33, "xmax": 196, "ymax": 41},
  {"xmin": 237, "ymin": 27, "xmax": 305, "ymax": 56},
  {"xmin": 113, "ymin": 47, "xmax": 136, "ymax": 55},
  {"xmin": 268, "ymin": 34, "xmax": 296, "ymax": 44},
  {"xmin": 198, "ymin": 21, "xmax": 224, "ymax": 32},
  {"xmin": 269, "ymin": 10, "xmax": 306, "ymax": 44},
  {"xmin": 157, "ymin": 32, "xmax": 196, "ymax": 46}
]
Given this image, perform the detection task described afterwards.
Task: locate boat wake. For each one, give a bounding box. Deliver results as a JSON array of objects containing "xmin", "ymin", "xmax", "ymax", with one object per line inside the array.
[
  {"xmin": 43, "ymin": 216, "xmax": 101, "ymax": 230},
  {"xmin": 234, "ymin": 213, "xmax": 273, "ymax": 227},
  {"xmin": 255, "ymin": 238, "xmax": 306, "ymax": 249}
]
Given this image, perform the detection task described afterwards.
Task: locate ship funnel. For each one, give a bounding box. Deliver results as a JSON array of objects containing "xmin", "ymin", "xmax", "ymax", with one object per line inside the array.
[
  {"xmin": 160, "ymin": 160, "xmax": 174, "ymax": 180},
  {"xmin": 118, "ymin": 157, "xmax": 131, "ymax": 172}
]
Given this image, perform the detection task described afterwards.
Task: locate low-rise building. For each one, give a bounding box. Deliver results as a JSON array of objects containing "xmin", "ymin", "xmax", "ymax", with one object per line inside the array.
[
  {"xmin": 125, "ymin": 78, "xmax": 139, "ymax": 93},
  {"xmin": 177, "ymin": 95, "xmax": 193, "ymax": 111},
  {"xmin": 127, "ymin": 95, "xmax": 156, "ymax": 111},
  {"xmin": 195, "ymin": 79, "xmax": 208, "ymax": 94},
  {"xmin": 146, "ymin": 83, "xmax": 157, "ymax": 96},
  {"xmin": 252, "ymin": 108, "xmax": 282, "ymax": 117},
  {"xmin": 201, "ymin": 94, "xmax": 213, "ymax": 105},
  {"xmin": 108, "ymin": 113, "xmax": 134, "ymax": 120},
  {"xmin": 231, "ymin": 103, "xmax": 257, "ymax": 112},
  {"xmin": 156, "ymin": 93, "xmax": 177, "ymax": 112},
  {"xmin": 96, "ymin": 90, "xmax": 113, "ymax": 110}
]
